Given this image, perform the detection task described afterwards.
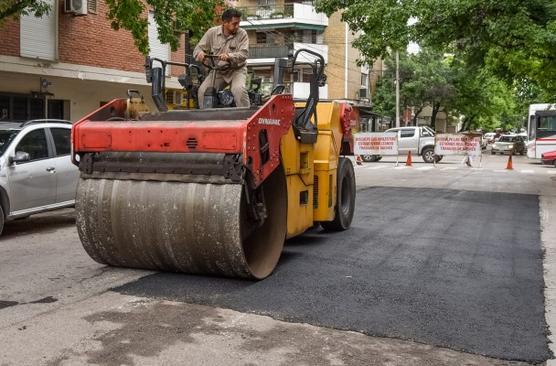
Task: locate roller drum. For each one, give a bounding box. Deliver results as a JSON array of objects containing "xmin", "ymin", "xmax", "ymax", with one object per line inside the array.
[{"xmin": 76, "ymin": 168, "xmax": 287, "ymax": 279}]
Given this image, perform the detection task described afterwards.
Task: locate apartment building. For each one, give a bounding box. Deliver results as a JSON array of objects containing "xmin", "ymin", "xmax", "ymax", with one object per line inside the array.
[
  {"xmin": 237, "ymin": 0, "xmax": 370, "ymax": 100},
  {"xmin": 0, "ymin": 0, "xmax": 185, "ymax": 122}
]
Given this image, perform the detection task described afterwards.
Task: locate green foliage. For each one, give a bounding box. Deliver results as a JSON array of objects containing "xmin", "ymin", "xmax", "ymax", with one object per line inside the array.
[
  {"xmin": 104, "ymin": 0, "xmax": 222, "ymax": 54},
  {"xmin": 373, "ymin": 49, "xmax": 457, "ymax": 128},
  {"xmin": 373, "ymin": 48, "xmax": 524, "ymax": 131},
  {"xmin": 0, "ymin": 0, "xmax": 50, "ymax": 20},
  {"xmin": 315, "ymin": 0, "xmax": 556, "ymax": 99},
  {"xmin": 1, "ymin": 0, "xmax": 222, "ymax": 55}
]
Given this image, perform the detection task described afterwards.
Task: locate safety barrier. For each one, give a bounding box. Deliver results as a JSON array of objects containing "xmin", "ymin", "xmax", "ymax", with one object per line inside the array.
[{"xmin": 354, "ymin": 131, "xmax": 484, "ymax": 167}]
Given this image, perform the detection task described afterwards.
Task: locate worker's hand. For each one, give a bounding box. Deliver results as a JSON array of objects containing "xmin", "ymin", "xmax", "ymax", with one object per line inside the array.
[
  {"xmin": 218, "ymin": 53, "xmax": 231, "ymax": 62},
  {"xmin": 195, "ymin": 51, "xmax": 206, "ymax": 62}
]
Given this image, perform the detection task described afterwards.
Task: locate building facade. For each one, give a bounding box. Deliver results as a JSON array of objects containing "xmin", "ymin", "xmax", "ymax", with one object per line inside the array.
[
  {"xmin": 0, "ymin": 0, "xmax": 185, "ymax": 122},
  {"xmin": 237, "ymin": 0, "xmax": 370, "ymax": 101}
]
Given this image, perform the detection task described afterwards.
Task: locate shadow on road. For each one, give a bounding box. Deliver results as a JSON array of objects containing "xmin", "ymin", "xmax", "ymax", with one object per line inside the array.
[{"xmin": 1, "ymin": 209, "xmax": 75, "ymax": 239}]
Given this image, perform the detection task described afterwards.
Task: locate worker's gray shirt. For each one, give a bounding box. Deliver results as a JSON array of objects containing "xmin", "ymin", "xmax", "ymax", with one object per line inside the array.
[{"xmin": 193, "ymin": 26, "xmax": 249, "ymax": 83}]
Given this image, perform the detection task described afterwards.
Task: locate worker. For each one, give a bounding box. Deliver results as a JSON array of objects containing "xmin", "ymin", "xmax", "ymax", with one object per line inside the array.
[{"xmin": 194, "ymin": 8, "xmax": 250, "ymax": 108}]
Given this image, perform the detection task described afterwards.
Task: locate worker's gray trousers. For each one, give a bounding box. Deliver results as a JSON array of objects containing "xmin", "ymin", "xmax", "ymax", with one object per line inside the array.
[{"xmin": 198, "ymin": 69, "xmax": 250, "ymax": 108}]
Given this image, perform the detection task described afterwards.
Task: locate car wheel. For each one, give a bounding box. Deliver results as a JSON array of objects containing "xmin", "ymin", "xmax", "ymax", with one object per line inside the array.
[
  {"xmin": 553, "ymin": 160, "xmax": 556, "ymax": 168},
  {"xmin": 361, "ymin": 155, "xmax": 372, "ymax": 162},
  {"xmin": 421, "ymin": 147, "xmax": 435, "ymax": 163},
  {"xmin": 321, "ymin": 157, "xmax": 356, "ymax": 231},
  {"xmin": 0, "ymin": 206, "xmax": 4, "ymax": 236},
  {"xmin": 491, "ymin": 151, "xmax": 496, "ymax": 155}
]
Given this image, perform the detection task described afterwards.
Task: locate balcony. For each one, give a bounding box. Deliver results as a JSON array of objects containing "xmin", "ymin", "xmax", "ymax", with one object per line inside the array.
[
  {"xmin": 248, "ymin": 43, "xmax": 328, "ymax": 65},
  {"xmin": 239, "ymin": 3, "xmax": 328, "ymax": 30}
]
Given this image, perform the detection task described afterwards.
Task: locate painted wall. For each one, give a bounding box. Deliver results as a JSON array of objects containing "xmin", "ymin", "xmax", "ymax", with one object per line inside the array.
[{"xmin": 0, "ymin": 71, "xmax": 158, "ymax": 121}]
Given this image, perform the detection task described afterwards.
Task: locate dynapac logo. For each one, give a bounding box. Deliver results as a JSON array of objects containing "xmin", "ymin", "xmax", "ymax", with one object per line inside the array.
[{"xmin": 258, "ymin": 118, "xmax": 281, "ymax": 126}]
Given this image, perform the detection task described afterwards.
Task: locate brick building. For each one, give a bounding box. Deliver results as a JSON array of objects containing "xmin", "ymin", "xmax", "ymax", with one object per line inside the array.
[
  {"xmin": 237, "ymin": 0, "xmax": 372, "ymax": 101},
  {"xmin": 0, "ymin": 0, "xmax": 185, "ymax": 121}
]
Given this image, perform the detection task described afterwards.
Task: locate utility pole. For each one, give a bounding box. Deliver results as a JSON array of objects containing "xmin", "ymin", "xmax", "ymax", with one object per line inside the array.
[{"xmin": 395, "ymin": 50, "xmax": 400, "ymax": 128}]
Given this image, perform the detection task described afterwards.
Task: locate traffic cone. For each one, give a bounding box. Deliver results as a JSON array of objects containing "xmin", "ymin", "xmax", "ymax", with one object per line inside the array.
[
  {"xmin": 405, "ymin": 151, "xmax": 413, "ymax": 166},
  {"xmin": 506, "ymin": 153, "xmax": 513, "ymax": 170}
]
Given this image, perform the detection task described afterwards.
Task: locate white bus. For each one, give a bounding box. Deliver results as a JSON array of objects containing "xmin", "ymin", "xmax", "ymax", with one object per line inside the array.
[{"xmin": 527, "ymin": 103, "xmax": 556, "ymax": 159}]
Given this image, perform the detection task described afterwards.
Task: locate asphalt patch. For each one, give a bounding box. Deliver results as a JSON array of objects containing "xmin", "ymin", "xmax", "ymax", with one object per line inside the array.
[
  {"xmin": 0, "ymin": 300, "xmax": 19, "ymax": 310},
  {"xmin": 113, "ymin": 187, "xmax": 550, "ymax": 362},
  {"xmin": 29, "ymin": 296, "xmax": 57, "ymax": 304}
]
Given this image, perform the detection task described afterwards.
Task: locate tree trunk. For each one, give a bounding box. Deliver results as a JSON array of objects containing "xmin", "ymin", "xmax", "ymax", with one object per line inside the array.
[
  {"xmin": 412, "ymin": 106, "xmax": 424, "ymax": 126},
  {"xmin": 431, "ymin": 103, "xmax": 440, "ymax": 130}
]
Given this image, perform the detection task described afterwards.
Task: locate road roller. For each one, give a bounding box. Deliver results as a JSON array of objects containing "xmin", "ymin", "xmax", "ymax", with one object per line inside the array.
[{"xmin": 71, "ymin": 49, "xmax": 358, "ymax": 279}]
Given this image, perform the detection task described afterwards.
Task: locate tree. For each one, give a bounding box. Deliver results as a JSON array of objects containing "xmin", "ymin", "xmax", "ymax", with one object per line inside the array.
[
  {"xmin": 0, "ymin": 0, "xmax": 221, "ymax": 55},
  {"xmin": 373, "ymin": 49, "xmax": 456, "ymax": 129},
  {"xmin": 315, "ymin": 0, "xmax": 556, "ymax": 99},
  {"xmin": 0, "ymin": 0, "xmax": 50, "ymax": 20}
]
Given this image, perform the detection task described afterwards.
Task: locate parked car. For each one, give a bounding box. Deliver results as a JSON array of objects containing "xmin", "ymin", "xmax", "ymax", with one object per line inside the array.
[
  {"xmin": 541, "ymin": 150, "xmax": 556, "ymax": 166},
  {"xmin": 491, "ymin": 135, "xmax": 526, "ymax": 155},
  {"xmin": 0, "ymin": 119, "xmax": 79, "ymax": 235},
  {"xmin": 361, "ymin": 126, "xmax": 441, "ymax": 163}
]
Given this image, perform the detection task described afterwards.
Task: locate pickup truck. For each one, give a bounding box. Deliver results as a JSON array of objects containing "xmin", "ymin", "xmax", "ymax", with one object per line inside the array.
[{"xmin": 361, "ymin": 126, "xmax": 441, "ymax": 163}]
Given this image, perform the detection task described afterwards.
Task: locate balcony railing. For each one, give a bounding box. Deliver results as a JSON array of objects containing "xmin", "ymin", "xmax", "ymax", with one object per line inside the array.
[
  {"xmin": 239, "ymin": 5, "xmax": 294, "ymax": 21},
  {"xmin": 239, "ymin": 3, "xmax": 328, "ymax": 26},
  {"xmin": 249, "ymin": 45, "xmax": 290, "ymax": 59},
  {"xmin": 248, "ymin": 43, "xmax": 328, "ymax": 64}
]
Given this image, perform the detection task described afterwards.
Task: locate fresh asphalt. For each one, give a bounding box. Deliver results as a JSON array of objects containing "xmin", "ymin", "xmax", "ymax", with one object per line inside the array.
[{"xmin": 115, "ymin": 186, "xmax": 550, "ymax": 363}]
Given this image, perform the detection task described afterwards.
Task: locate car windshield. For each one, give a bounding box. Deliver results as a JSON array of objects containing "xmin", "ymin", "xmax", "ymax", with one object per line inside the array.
[
  {"xmin": 0, "ymin": 130, "xmax": 18, "ymax": 155},
  {"xmin": 499, "ymin": 136, "xmax": 517, "ymax": 142}
]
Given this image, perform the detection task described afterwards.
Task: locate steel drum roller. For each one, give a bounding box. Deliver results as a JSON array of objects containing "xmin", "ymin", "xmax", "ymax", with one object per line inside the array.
[{"xmin": 76, "ymin": 167, "xmax": 287, "ymax": 279}]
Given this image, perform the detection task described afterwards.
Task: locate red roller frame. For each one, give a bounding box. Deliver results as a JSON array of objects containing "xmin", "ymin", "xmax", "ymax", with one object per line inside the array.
[{"xmin": 72, "ymin": 95, "xmax": 295, "ymax": 187}]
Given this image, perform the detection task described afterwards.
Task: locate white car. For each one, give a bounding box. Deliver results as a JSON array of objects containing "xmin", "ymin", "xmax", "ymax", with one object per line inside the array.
[
  {"xmin": 0, "ymin": 119, "xmax": 79, "ymax": 235},
  {"xmin": 491, "ymin": 135, "xmax": 527, "ymax": 155}
]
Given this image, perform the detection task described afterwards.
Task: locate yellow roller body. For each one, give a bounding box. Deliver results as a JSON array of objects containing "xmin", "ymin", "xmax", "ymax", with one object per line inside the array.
[{"xmin": 281, "ymin": 101, "xmax": 348, "ymax": 237}]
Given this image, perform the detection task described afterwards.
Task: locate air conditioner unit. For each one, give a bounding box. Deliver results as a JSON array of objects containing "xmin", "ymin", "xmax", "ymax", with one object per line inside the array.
[
  {"xmin": 359, "ymin": 87, "xmax": 368, "ymax": 99},
  {"xmin": 65, "ymin": 0, "xmax": 88, "ymax": 15}
]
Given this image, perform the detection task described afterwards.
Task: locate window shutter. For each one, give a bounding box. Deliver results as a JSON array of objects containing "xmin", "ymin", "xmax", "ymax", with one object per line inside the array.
[{"xmin": 87, "ymin": 0, "xmax": 97, "ymax": 13}]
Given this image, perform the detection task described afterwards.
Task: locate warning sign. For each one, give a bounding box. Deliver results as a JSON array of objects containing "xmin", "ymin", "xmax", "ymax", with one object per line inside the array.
[
  {"xmin": 434, "ymin": 134, "xmax": 481, "ymax": 156},
  {"xmin": 354, "ymin": 132, "xmax": 398, "ymax": 156}
]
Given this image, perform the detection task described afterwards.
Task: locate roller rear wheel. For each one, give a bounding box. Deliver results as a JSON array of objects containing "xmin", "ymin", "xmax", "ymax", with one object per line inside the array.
[{"xmin": 321, "ymin": 157, "xmax": 356, "ymax": 231}]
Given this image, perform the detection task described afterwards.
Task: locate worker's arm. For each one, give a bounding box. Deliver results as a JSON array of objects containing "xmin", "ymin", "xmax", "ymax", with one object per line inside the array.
[
  {"xmin": 193, "ymin": 30, "xmax": 211, "ymax": 62},
  {"xmin": 227, "ymin": 31, "xmax": 249, "ymax": 67}
]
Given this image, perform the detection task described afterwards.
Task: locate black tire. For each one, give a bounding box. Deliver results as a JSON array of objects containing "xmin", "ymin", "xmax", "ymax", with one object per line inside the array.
[
  {"xmin": 421, "ymin": 147, "xmax": 435, "ymax": 163},
  {"xmin": 321, "ymin": 157, "xmax": 356, "ymax": 231},
  {"xmin": 361, "ymin": 154, "xmax": 381, "ymax": 162},
  {"xmin": 0, "ymin": 206, "xmax": 4, "ymax": 236},
  {"xmin": 435, "ymin": 155, "xmax": 443, "ymax": 163},
  {"xmin": 491, "ymin": 151, "xmax": 496, "ymax": 155}
]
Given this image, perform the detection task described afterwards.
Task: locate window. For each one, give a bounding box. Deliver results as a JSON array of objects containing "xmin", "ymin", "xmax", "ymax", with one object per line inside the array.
[
  {"xmin": 0, "ymin": 131, "xmax": 18, "ymax": 155},
  {"xmin": 15, "ymin": 129, "xmax": 49, "ymax": 161},
  {"xmin": 0, "ymin": 96, "xmax": 8, "ymax": 121},
  {"xmin": 50, "ymin": 128, "xmax": 71, "ymax": 156},
  {"xmin": 538, "ymin": 115, "xmax": 556, "ymax": 131},
  {"xmin": 400, "ymin": 129, "xmax": 415, "ymax": 138},
  {"xmin": 148, "ymin": 12, "xmax": 170, "ymax": 74},
  {"xmin": 20, "ymin": 0, "xmax": 56, "ymax": 61},
  {"xmin": 0, "ymin": 94, "xmax": 63, "ymax": 121},
  {"xmin": 88, "ymin": 0, "xmax": 97, "ymax": 13},
  {"xmin": 256, "ymin": 32, "xmax": 267, "ymax": 44},
  {"xmin": 361, "ymin": 73, "xmax": 368, "ymax": 88}
]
